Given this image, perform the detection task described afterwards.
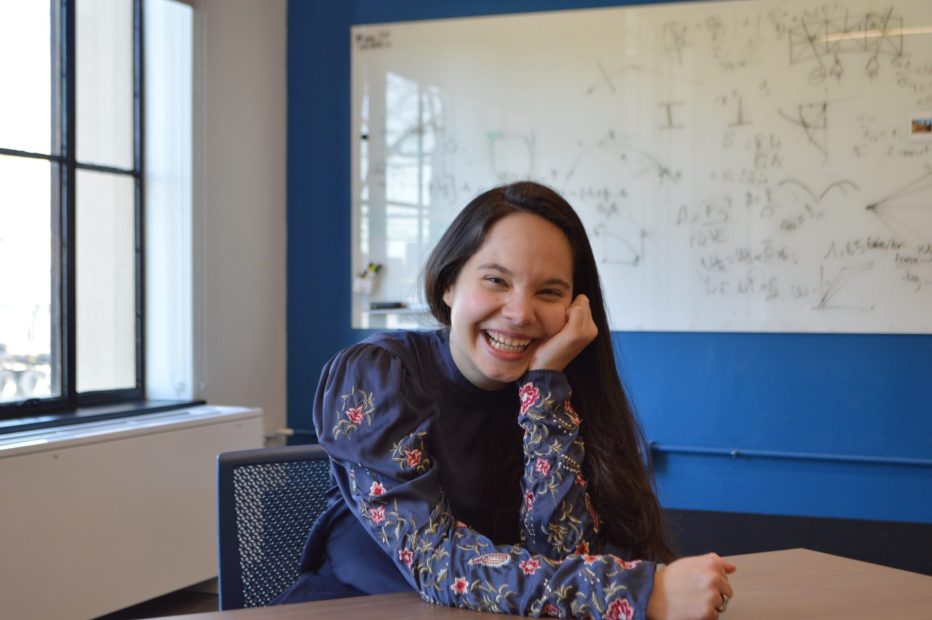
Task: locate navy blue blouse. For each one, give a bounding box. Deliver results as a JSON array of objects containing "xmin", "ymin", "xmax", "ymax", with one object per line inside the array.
[{"xmin": 296, "ymin": 329, "xmax": 655, "ymax": 618}]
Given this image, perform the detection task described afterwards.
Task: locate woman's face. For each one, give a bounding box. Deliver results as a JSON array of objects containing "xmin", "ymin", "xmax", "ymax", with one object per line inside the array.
[{"xmin": 443, "ymin": 212, "xmax": 574, "ymax": 390}]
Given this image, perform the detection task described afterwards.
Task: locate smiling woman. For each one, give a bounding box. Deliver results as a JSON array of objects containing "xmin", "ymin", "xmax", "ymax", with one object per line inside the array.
[
  {"xmin": 279, "ymin": 182, "xmax": 739, "ymax": 618},
  {"xmin": 440, "ymin": 211, "xmax": 577, "ymax": 390}
]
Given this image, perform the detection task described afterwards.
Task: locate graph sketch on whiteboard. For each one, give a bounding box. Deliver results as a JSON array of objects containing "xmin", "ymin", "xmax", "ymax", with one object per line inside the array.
[
  {"xmin": 817, "ymin": 263, "xmax": 875, "ymax": 311},
  {"xmin": 865, "ymin": 167, "xmax": 932, "ymax": 245}
]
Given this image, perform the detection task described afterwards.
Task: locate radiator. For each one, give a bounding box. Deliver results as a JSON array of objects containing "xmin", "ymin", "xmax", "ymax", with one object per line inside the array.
[{"xmin": 0, "ymin": 405, "xmax": 263, "ymax": 620}]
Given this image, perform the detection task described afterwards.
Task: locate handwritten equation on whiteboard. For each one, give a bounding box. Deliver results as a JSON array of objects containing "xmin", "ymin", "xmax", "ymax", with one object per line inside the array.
[{"xmin": 350, "ymin": 0, "xmax": 932, "ymax": 332}]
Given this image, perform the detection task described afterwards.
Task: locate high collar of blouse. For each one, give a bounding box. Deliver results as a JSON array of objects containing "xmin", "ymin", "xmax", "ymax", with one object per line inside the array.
[{"xmin": 432, "ymin": 328, "xmax": 518, "ymax": 407}]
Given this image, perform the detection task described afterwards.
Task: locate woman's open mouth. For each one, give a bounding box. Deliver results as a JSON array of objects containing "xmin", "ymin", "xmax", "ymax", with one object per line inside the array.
[{"xmin": 482, "ymin": 330, "xmax": 532, "ymax": 353}]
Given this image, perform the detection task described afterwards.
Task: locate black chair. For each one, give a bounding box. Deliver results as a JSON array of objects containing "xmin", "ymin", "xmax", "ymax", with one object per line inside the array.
[{"xmin": 217, "ymin": 444, "xmax": 331, "ymax": 610}]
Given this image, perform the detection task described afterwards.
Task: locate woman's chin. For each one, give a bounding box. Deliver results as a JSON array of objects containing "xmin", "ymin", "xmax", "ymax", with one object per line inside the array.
[{"xmin": 478, "ymin": 362, "xmax": 530, "ymax": 388}]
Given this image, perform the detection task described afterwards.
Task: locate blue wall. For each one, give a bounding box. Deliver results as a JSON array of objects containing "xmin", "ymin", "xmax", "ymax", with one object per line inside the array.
[{"xmin": 286, "ymin": 0, "xmax": 932, "ymax": 524}]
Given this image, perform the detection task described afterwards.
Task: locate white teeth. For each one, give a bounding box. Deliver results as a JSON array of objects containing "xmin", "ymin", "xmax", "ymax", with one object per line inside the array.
[{"xmin": 485, "ymin": 331, "xmax": 531, "ymax": 351}]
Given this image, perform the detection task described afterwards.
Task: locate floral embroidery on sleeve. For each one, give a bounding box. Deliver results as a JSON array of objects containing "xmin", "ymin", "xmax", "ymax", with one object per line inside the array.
[
  {"xmin": 614, "ymin": 557, "xmax": 642, "ymax": 571},
  {"xmin": 392, "ymin": 431, "xmax": 431, "ymax": 473},
  {"xmin": 468, "ymin": 552, "xmax": 511, "ymax": 567},
  {"xmin": 368, "ymin": 503, "xmax": 387, "ymax": 525},
  {"xmin": 332, "ymin": 386, "xmax": 375, "ymax": 438},
  {"xmin": 398, "ymin": 547, "xmax": 414, "ymax": 567},
  {"xmin": 518, "ymin": 375, "xmax": 601, "ymax": 559},
  {"xmin": 606, "ymin": 597, "xmax": 636, "ymax": 620},
  {"xmin": 545, "ymin": 500, "xmax": 589, "ymax": 552},
  {"xmin": 519, "ymin": 383, "xmax": 541, "ymax": 414},
  {"xmin": 451, "ymin": 577, "xmax": 469, "ymax": 594},
  {"xmin": 519, "ymin": 558, "xmax": 540, "ymax": 575}
]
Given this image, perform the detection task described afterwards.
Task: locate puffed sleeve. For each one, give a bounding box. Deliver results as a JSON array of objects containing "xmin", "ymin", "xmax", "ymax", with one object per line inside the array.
[
  {"xmin": 315, "ymin": 343, "xmax": 656, "ymax": 618},
  {"xmin": 518, "ymin": 370, "xmax": 600, "ymax": 559}
]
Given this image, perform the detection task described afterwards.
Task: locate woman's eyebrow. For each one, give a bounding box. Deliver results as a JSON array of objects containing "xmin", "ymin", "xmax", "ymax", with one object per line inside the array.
[
  {"xmin": 542, "ymin": 278, "xmax": 572, "ymax": 290},
  {"xmin": 477, "ymin": 263, "xmax": 571, "ymax": 289},
  {"xmin": 477, "ymin": 262, "xmax": 511, "ymax": 274}
]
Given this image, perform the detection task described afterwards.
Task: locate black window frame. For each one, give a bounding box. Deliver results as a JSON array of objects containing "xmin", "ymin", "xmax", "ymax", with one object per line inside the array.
[{"xmin": 0, "ymin": 0, "xmax": 147, "ymax": 422}]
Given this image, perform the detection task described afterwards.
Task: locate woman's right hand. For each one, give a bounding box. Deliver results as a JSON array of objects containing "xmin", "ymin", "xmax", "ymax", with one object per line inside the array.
[
  {"xmin": 528, "ymin": 294, "xmax": 598, "ymax": 373},
  {"xmin": 646, "ymin": 553, "xmax": 736, "ymax": 620}
]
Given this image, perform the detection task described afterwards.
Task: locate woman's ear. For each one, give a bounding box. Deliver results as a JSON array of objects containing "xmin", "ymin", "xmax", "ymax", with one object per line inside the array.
[{"xmin": 442, "ymin": 285, "xmax": 454, "ymax": 308}]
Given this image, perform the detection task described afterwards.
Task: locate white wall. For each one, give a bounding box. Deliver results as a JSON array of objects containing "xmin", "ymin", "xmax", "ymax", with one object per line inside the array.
[{"xmin": 193, "ymin": 0, "xmax": 287, "ymax": 433}]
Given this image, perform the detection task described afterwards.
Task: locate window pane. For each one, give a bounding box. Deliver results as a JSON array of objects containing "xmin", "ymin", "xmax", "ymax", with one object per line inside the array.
[
  {"xmin": 0, "ymin": 0, "xmax": 53, "ymax": 154},
  {"xmin": 77, "ymin": 170, "xmax": 136, "ymax": 392},
  {"xmin": 144, "ymin": 0, "xmax": 193, "ymax": 400},
  {"xmin": 0, "ymin": 155, "xmax": 59, "ymax": 402},
  {"xmin": 77, "ymin": 0, "xmax": 134, "ymax": 168}
]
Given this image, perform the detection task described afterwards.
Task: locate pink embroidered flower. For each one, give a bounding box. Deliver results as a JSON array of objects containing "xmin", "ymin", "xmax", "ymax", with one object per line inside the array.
[
  {"xmin": 404, "ymin": 448, "xmax": 422, "ymax": 468},
  {"xmin": 451, "ymin": 577, "xmax": 468, "ymax": 594},
  {"xmin": 575, "ymin": 541, "xmax": 590, "ymax": 555},
  {"xmin": 398, "ymin": 548, "xmax": 414, "ymax": 567},
  {"xmin": 605, "ymin": 597, "xmax": 635, "ymax": 620},
  {"xmin": 534, "ymin": 458, "xmax": 551, "ymax": 477},
  {"xmin": 369, "ymin": 504, "xmax": 386, "ymax": 525},
  {"xmin": 519, "ymin": 558, "xmax": 540, "ymax": 575},
  {"xmin": 369, "ymin": 481, "xmax": 385, "ymax": 496},
  {"xmin": 575, "ymin": 472, "xmax": 587, "ymax": 486},
  {"xmin": 524, "ymin": 491, "xmax": 535, "ymax": 511},
  {"xmin": 582, "ymin": 554, "xmax": 600, "ymax": 565},
  {"xmin": 518, "ymin": 382, "xmax": 541, "ymax": 414},
  {"xmin": 541, "ymin": 603, "xmax": 560, "ymax": 617},
  {"xmin": 613, "ymin": 557, "xmax": 642, "ymax": 570},
  {"xmin": 564, "ymin": 399, "xmax": 580, "ymax": 425},
  {"xmin": 345, "ymin": 405, "xmax": 364, "ymax": 425}
]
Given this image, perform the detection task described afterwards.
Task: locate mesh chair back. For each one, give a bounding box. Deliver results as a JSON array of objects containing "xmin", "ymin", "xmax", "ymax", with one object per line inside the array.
[{"xmin": 217, "ymin": 444, "xmax": 331, "ymax": 610}]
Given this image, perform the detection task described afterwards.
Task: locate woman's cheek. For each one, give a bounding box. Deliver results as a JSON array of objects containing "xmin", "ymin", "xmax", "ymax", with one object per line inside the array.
[{"xmin": 545, "ymin": 305, "xmax": 570, "ymax": 337}]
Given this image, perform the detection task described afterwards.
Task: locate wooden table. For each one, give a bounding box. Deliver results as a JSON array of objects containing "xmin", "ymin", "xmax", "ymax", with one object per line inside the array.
[{"xmin": 159, "ymin": 549, "xmax": 932, "ymax": 619}]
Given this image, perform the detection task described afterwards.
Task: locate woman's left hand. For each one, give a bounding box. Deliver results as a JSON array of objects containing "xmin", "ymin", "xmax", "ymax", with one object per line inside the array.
[
  {"xmin": 529, "ymin": 294, "xmax": 598, "ymax": 373},
  {"xmin": 647, "ymin": 553, "xmax": 736, "ymax": 620}
]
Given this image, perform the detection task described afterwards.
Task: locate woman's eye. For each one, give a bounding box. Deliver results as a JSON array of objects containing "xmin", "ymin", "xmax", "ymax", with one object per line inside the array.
[
  {"xmin": 539, "ymin": 288, "xmax": 562, "ymax": 297},
  {"xmin": 483, "ymin": 276, "xmax": 506, "ymax": 286}
]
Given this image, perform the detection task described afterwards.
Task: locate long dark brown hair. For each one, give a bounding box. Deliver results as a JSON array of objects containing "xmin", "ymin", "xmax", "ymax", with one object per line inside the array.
[{"xmin": 423, "ymin": 181, "xmax": 673, "ymax": 562}]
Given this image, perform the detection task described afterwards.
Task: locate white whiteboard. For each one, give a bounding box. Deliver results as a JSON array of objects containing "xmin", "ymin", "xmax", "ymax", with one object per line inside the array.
[{"xmin": 350, "ymin": 0, "xmax": 932, "ymax": 332}]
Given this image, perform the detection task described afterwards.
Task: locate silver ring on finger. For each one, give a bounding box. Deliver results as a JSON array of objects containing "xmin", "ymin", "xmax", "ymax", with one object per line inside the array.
[{"xmin": 715, "ymin": 593, "xmax": 729, "ymax": 613}]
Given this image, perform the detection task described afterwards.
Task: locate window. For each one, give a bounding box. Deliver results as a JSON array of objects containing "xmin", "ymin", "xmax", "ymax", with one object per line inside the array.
[{"xmin": 0, "ymin": 0, "xmax": 193, "ymax": 423}]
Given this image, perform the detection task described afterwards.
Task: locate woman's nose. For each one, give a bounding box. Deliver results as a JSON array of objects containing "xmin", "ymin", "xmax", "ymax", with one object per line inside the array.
[{"xmin": 501, "ymin": 293, "xmax": 534, "ymax": 325}]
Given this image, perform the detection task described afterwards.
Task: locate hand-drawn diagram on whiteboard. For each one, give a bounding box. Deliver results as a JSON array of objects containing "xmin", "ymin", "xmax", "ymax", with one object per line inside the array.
[{"xmin": 350, "ymin": 0, "xmax": 932, "ymax": 332}]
